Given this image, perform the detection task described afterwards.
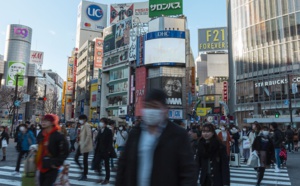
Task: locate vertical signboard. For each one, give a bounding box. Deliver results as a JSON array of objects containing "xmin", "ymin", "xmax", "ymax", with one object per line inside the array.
[
  {"xmin": 94, "ymin": 38, "xmax": 103, "ymax": 68},
  {"xmin": 110, "ymin": 2, "xmax": 150, "ymax": 24},
  {"xmin": 136, "ymin": 35, "xmax": 145, "ymax": 66},
  {"xmin": 67, "ymin": 57, "xmax": 74, "ymax": 82},
  {"xmin": 73, "ymin": 57, "xmax": 77, "ymax": 84},
  {"xmin": 162, "ymin": 77, "xmax": 183, "ymax": 105},
  {"xmin": 30, "ymin": 51, "xmax": 44, "ymax": 65},
  {"xmin": 61, "ymin": 81, "xmax": 66, "ymax": 114},
  {"xmin": 198, "ymin": 27, "xmax": 228, "ymax": 52},
  {"xmin": 129, "ymin": 28, "xmax": 137, "ymax": 61},
  {"xmin": 135, "ymin": 67, "xmax": 147, "ymax": 116},
  {"xmin": 223, "ymin": 81, "xmax": 228, "ymax": 102},
  {"xmin": 66, "ymin": 82, "xmax": 74, "ymax": 95},
  {"xmin": 149, "ymin": 0, "xmax": 183, "ymax": 18},
  {"xmin": 6, "ymin": 61, "xmax": 26, "ymax": 86},
  {"xmin": 90, "ymin": 79, "xmax": 98, "ymax": 108}
]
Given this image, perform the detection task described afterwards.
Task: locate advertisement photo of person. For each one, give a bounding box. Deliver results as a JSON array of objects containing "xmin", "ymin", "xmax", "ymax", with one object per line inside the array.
[
  {"xmin": 115, "ymin": 23, "xmax": 125, "ymax": 48},
  {"xmin": 162, "ymin": 77, "xmax": 183, "ymax": 105}
]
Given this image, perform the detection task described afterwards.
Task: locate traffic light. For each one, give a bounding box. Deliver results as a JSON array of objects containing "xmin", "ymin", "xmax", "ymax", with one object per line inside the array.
[
  {"xmin": 38, "ymin": 97, "xmax": 47, "ymax": 101},
  {"xmin": 275, "ymin": 111, "xmax": 280, "ymax": 118}
]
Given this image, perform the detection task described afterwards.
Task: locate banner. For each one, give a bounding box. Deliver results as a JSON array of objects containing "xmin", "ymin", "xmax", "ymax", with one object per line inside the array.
[
  {"xmin": 67, "ymin": 57, "xmax": 74, "ymax": 82},
  {"xmin": 66, "ymin": 82, "xmax": 73, "ymax": 95},
  {"xmin": 129, "ymin": 28, "xmax": 137, "ymax": 61},
  {"xmin": 149, "ymin": 0, "xmax": 183, "ymax": 18},
  {"xmin": 6, "ymin": 61, "xmax": 26, "ymax": 86},
  {"xmin": 135, "ymin": 67, "xmax": 147, "ymax": 116},
  {"xmin": 198, "ymin": 27, "xmax": 228, "ymax": 52},
  {"xmin": 94, "ymin": 38, "xmax": 103, "ymax": 68},
  {"xmin": 162, "ymin": 77, "xmax": 182, "ymax": 105},
  {"xmin": 30, "ymin": 51, "xmax": 44, "ymax": 65}
]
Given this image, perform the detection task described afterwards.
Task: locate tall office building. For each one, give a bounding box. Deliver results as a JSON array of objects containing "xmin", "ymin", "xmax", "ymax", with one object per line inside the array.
[{"xmin": 228, "ymin": 0, "xmax": 300, "ymax": 125}]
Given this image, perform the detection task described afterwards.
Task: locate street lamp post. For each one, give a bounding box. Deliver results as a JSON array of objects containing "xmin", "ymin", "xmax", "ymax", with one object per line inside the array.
[{"xmin": 287, "ymin": 74, "xmax": 293, "ymax": 126}]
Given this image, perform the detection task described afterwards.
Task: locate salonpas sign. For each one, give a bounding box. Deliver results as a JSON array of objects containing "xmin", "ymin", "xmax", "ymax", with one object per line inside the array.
[{"xmin": 149, "ymin": 0, "xmax": 183, "ymax": 18}]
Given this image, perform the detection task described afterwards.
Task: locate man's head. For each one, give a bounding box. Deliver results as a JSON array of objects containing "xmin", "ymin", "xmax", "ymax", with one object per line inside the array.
[
  {"xmin": 41, "ymin": 114, "xmax": 59, "ymax": 130},
  {"xmin": 0, "ymin": 126, "xmax": 5, "ymax": 132},
  {"xmin": 270, "ymin": 122, "xmax": 278, "ymax": 130},
  {"xmin": 142, "ymin": 89, "xmax": 168, "ymax": 126},
  {"xmin": 99, "ymin": 117, "xmax": 108, "ymax": 128},
  {"xmin": 19, "ymin": 124, "xmax": 27, "ymax": 133},
  {"xmin": 25, "ymin": 121, "xmax": 31, "ymax": 128},
  {"xmin": 78, "ymin": 115, "xmax": 88, "ymax": 125}
]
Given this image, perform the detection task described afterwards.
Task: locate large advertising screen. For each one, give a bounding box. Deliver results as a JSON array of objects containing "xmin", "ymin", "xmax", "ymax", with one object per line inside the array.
[
  {"xmin": 6, "ymin": 61, "xmax": 26, "ymax": 87},
  {"xmin": 103, "ymin": 17, "xmax": 132, "ymax": 53},
  {"xmin": 149, "ymin": 0, "xmax": 183, "ymax": 18},
  {"xmin": 77, "ymin": 1, "xmax": 108, "ymax": 31},
  {"xmin": 198, "ymin": 27, "xmax": 228, "ymax": 52},
  {"xmin": 30, "ymin": 51, "xmax": 44, "ymax": 65},
  {"xmin": 94, "ymin": 38, "xmax": 103, "ymax": 68},
  {"xmin": 110, "ymin": 2, "xmax": 150, "ymax": 24},
  {"xmin": 162, "ymin": 77, "xmax": 183, "ymax": 106},
  {"xmin": 144, "ymin": 30, "xmax": 185, "ymax": 66}
]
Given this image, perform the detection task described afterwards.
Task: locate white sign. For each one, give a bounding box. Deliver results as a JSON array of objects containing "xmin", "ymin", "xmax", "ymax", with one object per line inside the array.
[
  {"xmin": 30, "ymin": 51, "xmax": 44, "ymax": 65},
  {"xmin": 129, "ymin": 28, "xmax": 137, "ymax": 61},
  {"xmin": 255, "ymin": 77, "xmax": 300, "ymax": 88},
  {"xmin": 23, "ymin": 94, "xmax": 30, "ymax": 103}
]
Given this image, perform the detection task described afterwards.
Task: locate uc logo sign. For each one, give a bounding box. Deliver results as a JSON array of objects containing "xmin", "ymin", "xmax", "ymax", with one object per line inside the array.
[{"xmin": 86, "ymin": 4, "xmax": 103, "ymax": 21}]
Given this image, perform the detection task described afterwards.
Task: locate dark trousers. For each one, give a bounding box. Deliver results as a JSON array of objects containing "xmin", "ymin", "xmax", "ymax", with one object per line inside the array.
[
  {"xmin": 70, "ymin": 139, "xmax": 76, "ymax": 151},
  {"xmin": 15, "ymin": 150, "xmax": 28, "ymax": 172},
  {"xmin": 287, "ymin": 140, "xmax": 294, "ymax": 152},
  {"xmin": 256, "ymin": 167, "xmax": 266, "ymax": 184},
  {"xmin": 94, "ymin": 154, "xmax": 110, "ymax": 181},
  {"xmin": 39, "ymin": 169, "xmax": 59, "ymax": 186},
  {"xmin": 74, "ymin": 147, "xmax": 89, "ymax": 176}
]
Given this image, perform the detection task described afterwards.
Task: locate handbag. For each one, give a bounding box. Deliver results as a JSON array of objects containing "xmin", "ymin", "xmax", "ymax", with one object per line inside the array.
[
  {"xmin": 1, "ymin": 139, "xmax": 7, "ymax": 148},
  {"xmin": 242, "ymin": 138, "xmax": 250, "ymax": 149},
  {"xmin": 247, "ymin": 150, "xmax": 260, "ymax": 168}
]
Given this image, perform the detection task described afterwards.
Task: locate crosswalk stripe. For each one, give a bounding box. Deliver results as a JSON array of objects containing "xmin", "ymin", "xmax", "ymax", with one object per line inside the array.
[{"xmin": 0, "ymin": 178, "xmax": 21, "ymax": 186}]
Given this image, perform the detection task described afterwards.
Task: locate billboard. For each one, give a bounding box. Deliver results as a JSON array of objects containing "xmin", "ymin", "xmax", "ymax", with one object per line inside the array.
[
  {"xmin": 110, "ymin": 2, "xmax": 150, "ymax": 24},
  {"xmin": 67, "ymin": 57, "xmax": 74, "ymax": 82},
  {"xmin": 103, "ymin": 17, "xmax": 132, "ymax": 53},
  {"xmin": 198, "ymin": 27, "xmax": 228, "ymax": 52},
  {"xmin": 77, "ymin": 1, "xmax": 108, "ymax": 31},
  {"xmin": 144, "ymin": 30, "xmax": 185, "ymax": 66},
  {"xmin": 30, "ymin": 51, "xmax": 44, "ymax": 65},
  {"xmin": 149, "ymin": 0, "xmax": 183, "ymax": 18},
  {"xmin": 128, "ymin": 28, "xmax": 138, "ymax": 61},
  {"xmin": 90, "ymin": 80, "xmax": 98, "ymax": 108},
  {"xmin": 8, "ymin": 24, "xmax": 32, "ymax": 43},
  {"xmin": 207, "ymin": 54, "xmax": 229, "ymax": 77},
  {"xmin": 135, "ymin": 67, "xmax": 147, "ymax": 116},
  {"xmin": 94, "ymin": 38, "xmax": 103, "ymax": 68},
  {"xmin": 162, "ymin": 77, "xmax": 182, "ymax": 105},
  {"xmin": 6, "ymin": 61, "xmax": 26, "ymax": 86},
  {"xmin": 66, "ymin": 82, "xmax": 74, "ymax": 95}
]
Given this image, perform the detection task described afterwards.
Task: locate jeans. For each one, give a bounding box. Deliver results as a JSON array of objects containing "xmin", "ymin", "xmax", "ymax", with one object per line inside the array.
[
  {"xmin": 70, "ymin": 139, "xmax": 76, "ymax": 151},
  {"xmin": 39, "ymin": 169, "xmax": 59, "ymax": 186},
  {"xmin": 275, "ymin": 148, "xmax": 281, "ymax": 168},
  {"xmin": 287, "ymin": 140, "xmax": 294, "ymax": 152},
  {"xmin": 74, "ymin": 147, "xmax": 89, "ymax": 176},
  {"xmin": 15, "ymin": 151, "xmax": 28, "ymax": 172}
]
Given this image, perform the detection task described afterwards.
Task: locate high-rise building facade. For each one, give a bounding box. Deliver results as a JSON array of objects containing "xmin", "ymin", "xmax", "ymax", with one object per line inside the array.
[{"xmin": 228, "ymin": 0, "xmax": 300, "ymax": 125}]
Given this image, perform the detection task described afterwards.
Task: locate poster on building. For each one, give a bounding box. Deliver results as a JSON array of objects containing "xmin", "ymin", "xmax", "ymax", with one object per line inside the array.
[
  {"xmin": 66, "ymin": 82, "xmax": 74, "ymax": 95},
  {"xmin": 67, "ymin": 57, "xmax": 74, "ymax": 82},
  {"xmin": 198, "ymin": 27, "xmax": 228, "ymax": 52},
  {"xmin": 162, "ymin": 77, "xmax": 182, "ymax": 105},
  {"xmin": 128, "ymin": 27, "xmax": 137, "ymax": 61},
  {"xmin": 103, "ymin": 25, "xmax": 116, "ymax": 53},
  {"xmin": 30, "ymin": 51, "xmax": 44, "ymax": 65},
  {"xmin": 135, "ymin": 67, "xmax": 147, "ymax": 116},
  {"xmin": 115, "ymin": 17, "xmax": 132, "ymax": 48},
  {"xmin": 94, "ymin": 38, "xmax": 103, "ymax": 68},
  {"xmin": 110, "ymin": 2, "xmax": 150, "ymax": 24},
  {"xmin": 90, "ymin": 79, "xmax": 98, "ymax": 108},
  {"xmin": 149, "ymin": 0, "xmax": 183, "ymax": 18},
  {"xmin": 6, "ymin": 61, "xmax": 26, "ymax": 87}
]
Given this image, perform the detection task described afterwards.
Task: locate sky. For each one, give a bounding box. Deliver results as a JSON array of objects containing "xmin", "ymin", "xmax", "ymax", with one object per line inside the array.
[{"xmin": 0, "ymin": 0, "xmax": 227, "ymax": 81}]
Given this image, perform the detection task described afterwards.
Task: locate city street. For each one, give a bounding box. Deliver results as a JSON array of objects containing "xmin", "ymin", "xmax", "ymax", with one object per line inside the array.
[{"xmin": 0, "ymin": 139, "xmax": 298, "ymax": 186}]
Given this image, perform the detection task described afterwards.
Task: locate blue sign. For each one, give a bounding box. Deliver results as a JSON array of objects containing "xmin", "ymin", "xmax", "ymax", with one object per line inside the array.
[
  {"xmin": 86, "ymin": 4, "xmax": 103, "ymax": 21},
  {"xmin": 146, "ymin": 31, "xmax": 186, "ymax": 41},
  {"xmin": 14, "ymin": 100, "xmax": 21, "ymax": 107},
  {"xmin": 284, "ymin": 99, "xmax": 289, "ymax": 105},
  {"xmin": 168, "ymin": 109, "xmax": 183, "ymax": 119},
  {"xmin": 126, "ymin": 115, "xmax": 129, "ymax": 122},
  {"xmin": 80, "ymin": 100, "xmax": 84, "ymax": 115},
  {"xmin": 18, "ymin": 114, "xmax": 22, "ymax": 120}
]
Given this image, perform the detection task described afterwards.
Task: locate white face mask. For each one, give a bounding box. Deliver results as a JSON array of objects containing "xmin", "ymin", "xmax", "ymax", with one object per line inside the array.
[
  {"xmin": 20, "ymin": 126, "xmax": 25, "ymax": 132},
  {"xmin": 220, "ymin": 127, "xmax": 225, "ymax": 131},
  {"xmin": 79, "ymin": 120, "xmax": 84, "ymax": 124},
  {"xmin": 119, "ymin": 127, "xmax": 123, "ymax": 130},
  {"xmin": 231, "ymin": 128, "xmax": 237, "ymax": 133},
  {"xmin": 142, "ymin": 108, "xmax": 165, "ymax": 126},
  {"xmin": 99, "ymin": 122, "xmax": 104, "ymax": 128},
  {"xmin": 262, "ymin": 131, "xmax": 269, "ymax": 136},
  {"xmin": 37, "ymin": 127, "xmax": 40, "ymax": 130},
  {"xmin": 243, "ymin": 128, "xmax": 246, "ymax": 131}
]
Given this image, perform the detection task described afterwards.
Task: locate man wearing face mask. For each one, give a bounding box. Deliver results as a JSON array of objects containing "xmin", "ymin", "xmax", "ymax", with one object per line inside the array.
[
  {"xmin": 93, "ymin": 118, "xmax": 113, "ymax": 185},
  {"xmin": 74, "ymin": 115, "xmax": 93, "ymax": 181},
  {"xmin": 116, "ymin": 89, "xmax": 197, "ymax": 186}
]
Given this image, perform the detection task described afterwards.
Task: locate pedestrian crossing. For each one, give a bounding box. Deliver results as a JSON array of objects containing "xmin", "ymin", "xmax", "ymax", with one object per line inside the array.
[{"xmin": 0, "ymin": 156, "xmax": 292, "ymax": 186}]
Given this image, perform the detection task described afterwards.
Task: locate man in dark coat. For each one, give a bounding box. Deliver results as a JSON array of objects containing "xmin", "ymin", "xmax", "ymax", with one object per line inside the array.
[
  {"xmin": 270, "ymin": 122, "xmax": 283, "ymax": 172},
  {"xmin": 93, "ymin": 117, "xmax": 113, "ymax": 185},
  {"xmin": 116, "ymin": 89, "xmax": 197, "ymax": 186}
]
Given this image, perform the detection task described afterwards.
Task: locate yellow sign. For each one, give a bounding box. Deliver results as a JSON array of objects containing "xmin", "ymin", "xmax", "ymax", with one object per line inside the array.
[
  {"xmin": 196, "ymin": 108, "xmax": 211, "ymax": 116},
  {"xmin": 61, "ymin": 81, "xmax": 66, "ymax": 114}
]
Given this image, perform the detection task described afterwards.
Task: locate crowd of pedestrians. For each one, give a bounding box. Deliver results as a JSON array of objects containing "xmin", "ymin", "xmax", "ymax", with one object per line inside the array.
[{"xmin": 1, "ymin": 89, "xmax": 300, "ymax": 186}]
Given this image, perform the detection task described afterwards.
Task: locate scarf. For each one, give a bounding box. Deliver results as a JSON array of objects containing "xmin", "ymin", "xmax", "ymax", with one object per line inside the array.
[{"xmin": 36, "ymin": 127, "xmax": 57, "ymax": 173}]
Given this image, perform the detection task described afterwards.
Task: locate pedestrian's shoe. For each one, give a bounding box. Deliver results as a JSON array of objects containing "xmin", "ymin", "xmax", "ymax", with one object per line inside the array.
[
  {"xmin": 96, "ymin": 179, "xmax": 104, "ymax": 183},
  {"xmin": 1, "ymin": 156, "xmax": 6, "ymax": 161},
  {"xmin": 78, "ymin": 175, "xmax": 87, "ymax": 181},
  {"xmin": 11, "ymin": 171, "xmax": 20, "ymax": 176},
  {"xmin": 101, "ymin": 180, "xmax": 110, "ymax": 185},
  {"xmin": 274, "ymin": 167, "xmax": 281, "ymax": 173},
  {"xmin": 111, "ymin": 167, "xmax": 118, "ymax": 171}
]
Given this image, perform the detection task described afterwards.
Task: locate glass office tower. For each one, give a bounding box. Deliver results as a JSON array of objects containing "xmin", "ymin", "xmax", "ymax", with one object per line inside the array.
[{"xmin": 229, "ymin": 0, "xmax": 300, "ymax": 124}]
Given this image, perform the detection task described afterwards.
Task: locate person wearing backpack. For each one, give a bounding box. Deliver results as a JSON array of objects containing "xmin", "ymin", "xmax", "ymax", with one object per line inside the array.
[
  {"xmin": 270, "ymin": 122, "xmax": 283, "ymax": 172},
  {"xmin": 36, "ymin": 114, "xmax": 69, "ymax": 186},
  {"xmin": 285, "ymin": 125, "xmax": 294, "ymax": 153}
]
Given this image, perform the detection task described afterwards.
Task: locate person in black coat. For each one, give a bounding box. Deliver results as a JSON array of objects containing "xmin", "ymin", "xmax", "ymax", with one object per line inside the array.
[
  {"xmin": 197, "ymin": 124, "xmax": 230, "ymax": 186},
  {"xmin": 93, "ymin": 117, "xmax": 113, "ymax": 185},
  {"xmin": 116, "ymin": 89, "xmax": 197, "ymax": 186},
  {"xmin": 0, "ymin": 126, "xmax": 9, "ymax": 161}
]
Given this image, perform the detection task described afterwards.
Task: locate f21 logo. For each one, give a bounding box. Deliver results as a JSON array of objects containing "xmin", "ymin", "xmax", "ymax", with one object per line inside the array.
[{"xmin": 14, "ymin": 27, "xmax": 29, "ymax": 38}]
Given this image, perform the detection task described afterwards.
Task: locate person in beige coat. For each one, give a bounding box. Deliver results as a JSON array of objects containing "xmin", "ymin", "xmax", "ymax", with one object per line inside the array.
[{"xmin": 74, "ymin": 115, "xmax": 93, "ymax": 181}]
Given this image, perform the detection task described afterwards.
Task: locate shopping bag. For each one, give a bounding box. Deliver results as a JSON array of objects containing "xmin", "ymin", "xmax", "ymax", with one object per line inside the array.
[
  {"xmin": 1, "ymin": 139, "xmax": 7, "ymax": 148},
  {"xmin": 243, "ymin": 138, "xmax": 250, "ymax": 149},
  {"xmin": 247, "ymin": 150, "xmax": 260, "ymax": 168},
  {"xmin": 24, "ymin": 150, "xmax": 37, "ymax": 177},
  {"xmin": 54, "ymin": 161, "xmax": 70, "ymax": 186}
]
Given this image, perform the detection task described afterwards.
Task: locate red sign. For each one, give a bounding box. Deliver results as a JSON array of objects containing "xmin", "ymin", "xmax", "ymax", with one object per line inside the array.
[
  {"xmin": 223, "ymin": 81, "xmax": 228, "ymax": 102},
  {"xmin": 30, "ymin": 51, "xmax": 44, "ymax": 65},
  {"xmin": 94, "ymin": 38, "xmax": 103, "ymax": 68},
  {"xmin": 135, "ymin": 67, "xmax": 147, "ymax": 116}
]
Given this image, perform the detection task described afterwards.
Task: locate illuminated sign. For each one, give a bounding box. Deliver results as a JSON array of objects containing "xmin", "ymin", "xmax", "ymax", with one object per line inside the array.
[
  {"xmin": 14, "ymin": 27, "xmax": 28, "ymax": 38},
  {"xmin": 86, "ymin": 4, "xmax": 104, "ymax": 21}
]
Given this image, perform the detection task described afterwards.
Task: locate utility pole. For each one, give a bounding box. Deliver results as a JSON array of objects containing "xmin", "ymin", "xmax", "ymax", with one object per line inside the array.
[
  {"xmin": 11, "ymin": 74, "xmax": 19, "ymax": 137},
  {"xmin": 287, "ymin": 74, "xmax": 293, "ymax": 126}
]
